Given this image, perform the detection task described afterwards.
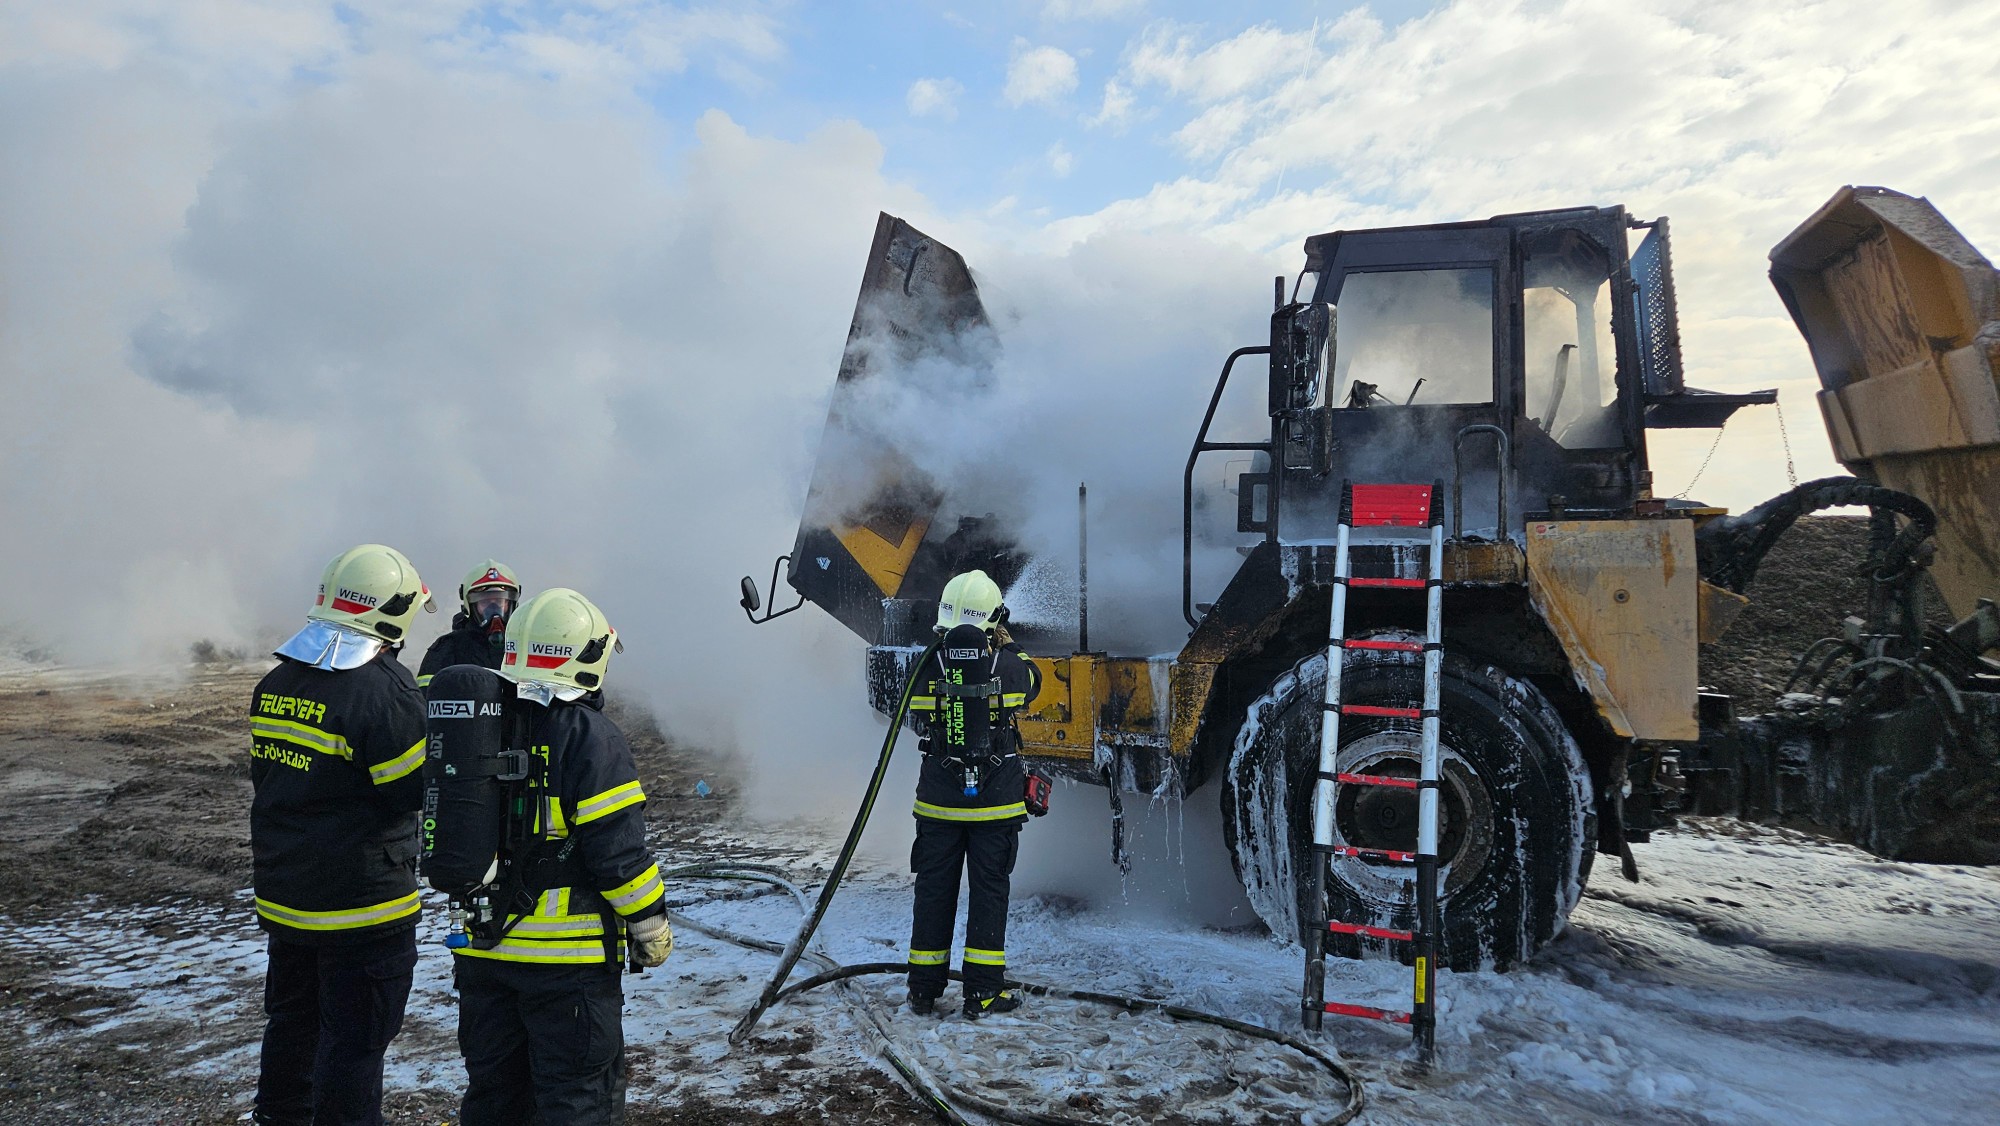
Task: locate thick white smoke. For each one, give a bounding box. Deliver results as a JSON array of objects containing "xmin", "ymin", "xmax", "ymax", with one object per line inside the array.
[{"xmin": 0, "ymin": 21, "xmax": 1289, "ymax": 836}]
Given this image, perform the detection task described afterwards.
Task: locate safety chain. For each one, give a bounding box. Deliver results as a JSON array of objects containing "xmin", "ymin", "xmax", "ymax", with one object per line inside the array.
[
  {"xmin": 1774, "ymin": 398, "xmax": 1799, "ymax": 488},
  {"xmin": 1674, "ymin": 419, "xmax": 1728, "ymax": 499}
]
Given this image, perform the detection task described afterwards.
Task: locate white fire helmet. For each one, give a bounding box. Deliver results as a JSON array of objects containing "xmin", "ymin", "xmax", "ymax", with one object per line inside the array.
[
  {"xmin": 277, "ymin": 544, "xmax": 435, "ymax": 670},
  {"xmin": 935, "ymin": 570, "xmax": 1004, "ymax": 633},
  {"xmin": 501, "ymin": 588, "xmax": 622, "ymax": 703}
]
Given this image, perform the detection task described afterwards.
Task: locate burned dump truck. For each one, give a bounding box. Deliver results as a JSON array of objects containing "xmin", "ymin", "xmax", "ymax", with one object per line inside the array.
[{"xmin": 742, "ymin": 188, "xmax": 2000, "ymax": 982}]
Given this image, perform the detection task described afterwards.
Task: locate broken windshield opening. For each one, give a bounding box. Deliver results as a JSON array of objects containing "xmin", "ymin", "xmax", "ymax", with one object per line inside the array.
[
  {"xmin": 1523, "ymin": 241, "xmax": 1621, "ymax": 448},
  {"xmin": 1330, "ymin": 268, "xmax": 1494, "ymax": 408}
]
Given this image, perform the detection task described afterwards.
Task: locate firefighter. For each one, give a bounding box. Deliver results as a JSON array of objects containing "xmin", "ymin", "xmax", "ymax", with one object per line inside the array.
[
  {"xmin": 451, "ymin": 588, "xmax": 672, "ymax": 1126},
  {"xmin": 250, "ymin": 544, "xmax": 434, "ymax": 1126},
  {"xmin": 419, "ymin": 560, "xmax": 521, "ymax": 687},
  {"xmin": 905, "ymin": 569, "xmax": 1047, "ymax": 1019}
]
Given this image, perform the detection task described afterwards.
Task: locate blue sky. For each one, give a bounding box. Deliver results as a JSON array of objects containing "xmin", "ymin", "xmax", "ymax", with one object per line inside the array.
[{"xmin": 660, "ymin": 2, "xmax": 1440, "ymax": 223}]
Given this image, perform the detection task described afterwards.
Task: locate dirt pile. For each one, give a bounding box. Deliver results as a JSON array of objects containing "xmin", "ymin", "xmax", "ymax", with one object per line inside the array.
[{"xmin": 1697, "ymin": 515, "xmax": 1953, "ymax": 715}]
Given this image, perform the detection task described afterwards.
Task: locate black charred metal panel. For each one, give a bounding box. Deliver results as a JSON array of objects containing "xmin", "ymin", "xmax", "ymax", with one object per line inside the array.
[
  {"xmin": 1630, "ymin": 223, "xmax": 1685, "ymax": 398},
  {"xmin": 787, "ymin": 214, "xmax": 1003, "ymax": 642},
  {"xmin": 1684, "ymin": 691, "xmax": 2000, "ymax": 864}
]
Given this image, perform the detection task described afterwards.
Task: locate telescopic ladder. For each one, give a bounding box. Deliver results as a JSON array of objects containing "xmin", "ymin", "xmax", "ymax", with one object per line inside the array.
[{"xmin": 1302, "ymin": 481, "xmax": 1443, "ymax": 1067}]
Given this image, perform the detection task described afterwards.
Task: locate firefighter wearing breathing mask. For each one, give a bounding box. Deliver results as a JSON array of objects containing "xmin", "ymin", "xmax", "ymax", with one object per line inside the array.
[
  {"xmin": 418, "ymin": 560, "xmax": 521, "ymax": 688},
  {"xmin": 448, "ymin": 588, "xmax": 670, "ymax": 1126},
  {"xmin": 249, "ymin": 544, "xmax": 434, "ymax": 1126},
  {"xmin": 905, "ymin": 569, "xmax": 1048, "ymax": 1019}
]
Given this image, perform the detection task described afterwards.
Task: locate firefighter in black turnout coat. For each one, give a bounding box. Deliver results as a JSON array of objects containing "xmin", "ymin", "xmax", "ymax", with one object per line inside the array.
[
  {"xmin": 433, "ymin": 588, "xmax": 671, "ymax": 1126},
  {"xmin": 907, "ymin": 569, "xmax": 1047, "ymax": 1018},
  {"xmin": 418, "ymin": 559, "xmax": 521, "ymax": 687},
  {"xmin": 249, "ymin": 544, "xmax": 435, "ymax": 1126}
]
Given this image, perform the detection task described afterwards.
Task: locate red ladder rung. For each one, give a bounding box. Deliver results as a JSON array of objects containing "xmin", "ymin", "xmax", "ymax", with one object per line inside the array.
[
  {"xmin": 1342, "ymin": 704, "xmax": 1421, "ymax": 719},
  {"xmin": 1329, "ymin": 844, "xmax": 1416, "ymax": 863},
  {"xmin": 1335, "ymin": 772, "xmax": 1419, "ymax": 790},
  {"xmin": 1342, "ymin": 638, "xmax": 1424, "ymax": 653},
  {"xmin": 1325, "ymin": 921, "xmax": 1414, "ymax": 942},
  {"xmin": 1322, "ymin": 1001, "xmax": 1414, "ymax": 1025},
  {"xmin": 1346, "ymin": 576, "xmax": 1426, "ymax": 589},
  {"xmin": 1347, "ymin": 484, "xmax": 1434, "ymax": 528}
]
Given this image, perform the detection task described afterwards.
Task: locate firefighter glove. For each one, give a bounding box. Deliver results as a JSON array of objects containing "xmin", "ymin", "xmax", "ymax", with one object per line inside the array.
[{"xmin": 629, "ymin": 913, "xmax": 673, "ymax": 967}]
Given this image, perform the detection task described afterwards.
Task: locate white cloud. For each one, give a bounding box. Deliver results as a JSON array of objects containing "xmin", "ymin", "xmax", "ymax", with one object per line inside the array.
[
  {"xmin": 1043, "ymin": 0, "xmax": 1146, "ymax": 19},
  {"xmin": 1067, "ymin": 0, "xmax": 2000, "ymax": 510},
  {"xmin": 1125, "ymin": 21, "xmax": 1313, "ymax": 103},
  {"xmin": 1086, "ymin": 78, "xmax": 1137, "ymax": 129},
  {"xmin": 1047, "ymin": 140, "xmax": 1075, "ymax": 178},
  {"xmin": 906, "ymin": 76, "xmax": 964, "ymax": 120},
  {"xmin": 1005, "ymin": 39, "xmax": 1079, "ymax": 108}
]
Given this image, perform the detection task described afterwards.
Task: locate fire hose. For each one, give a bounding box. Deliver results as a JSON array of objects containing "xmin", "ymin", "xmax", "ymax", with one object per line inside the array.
[{"xmin": 668, "ymin": 644, "xmax": 1367, "ymax": 1125}]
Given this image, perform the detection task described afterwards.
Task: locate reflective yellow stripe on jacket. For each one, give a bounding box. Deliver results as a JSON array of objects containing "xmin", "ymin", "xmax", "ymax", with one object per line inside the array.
[
  {"xmin": 255, "ymin": 892, "xmax": 420, "ymax": 932},
  {"xmin": 573, "ymin": 780, "xmax": 645, "ymax": 825},
  {"xmin": 914, "ymin": 800, "xmax": 1028, "ymax": 822},
  {"xmin": 454, "ymin": 936, "xmax": 615, "ymax": 964},
  {"xmin": 249, "ymin": 717, "xmax": 353, "ymax": 760},
  {"xmin": 604, "ymin": 864, "xmax": 665, "ymax": 916},
  {"xmin": 368, "ymin": 737, "xmax": 427, "ymax": 786}
]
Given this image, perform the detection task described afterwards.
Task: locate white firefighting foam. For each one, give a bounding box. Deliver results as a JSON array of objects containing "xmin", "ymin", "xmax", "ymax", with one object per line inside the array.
[{"xmin": 6, "ymin": 816, "xmax": 1996, "ymax": 1124}]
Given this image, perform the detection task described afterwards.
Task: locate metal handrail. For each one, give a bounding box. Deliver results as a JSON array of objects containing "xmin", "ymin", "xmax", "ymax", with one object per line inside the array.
[
  {"xmin": 1451, "ymin": 424, "xmax": 1510, "ymax": 540},
  {"xmin": 1184, "ymin": 347, "xmax": 1273, "ymax": 628}
]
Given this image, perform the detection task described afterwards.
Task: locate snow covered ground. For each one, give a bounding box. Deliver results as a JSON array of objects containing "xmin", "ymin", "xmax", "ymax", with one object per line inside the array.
[{"xmin": 6, "ymin": 806, "xmax": 1997, "ymax": 1124}]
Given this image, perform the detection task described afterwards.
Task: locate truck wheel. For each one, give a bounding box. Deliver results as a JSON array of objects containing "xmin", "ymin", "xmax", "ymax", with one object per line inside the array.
[{"xmin": 1221, "ymin": 636, "xmax": 1595, "ymax": 971}]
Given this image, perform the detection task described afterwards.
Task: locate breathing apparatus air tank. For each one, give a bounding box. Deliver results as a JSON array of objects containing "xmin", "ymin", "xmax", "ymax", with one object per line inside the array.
[
  {"xmin": 421, "ymin": 664, "xmax": 531, "ymax": 947},
  {"xmin": 930, "ymin": 623, "xmax": 1003, "ymax": 795}
]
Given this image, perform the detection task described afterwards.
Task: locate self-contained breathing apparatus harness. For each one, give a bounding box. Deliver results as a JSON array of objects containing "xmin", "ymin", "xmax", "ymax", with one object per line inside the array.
[
  {"xmin": 421, "ymin": 665, "xmax": 631, "ymax": 969},
  {"xmin": 923, "ymin": 623, "xmax": 1017, "ymax": 798}
]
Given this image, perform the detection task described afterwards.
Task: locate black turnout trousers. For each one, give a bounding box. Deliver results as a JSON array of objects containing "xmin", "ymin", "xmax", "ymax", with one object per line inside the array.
[
  {"xmin": 254, "ymin": 930, "xmax": 417, "ymax": 1126},
  {"xmin": 908, "ymin": 818, "xmax": 1022, "ymax": 998},
  {"xmin": 456, "ymin": 956, "xmax": 627, "ymax": 1126}
]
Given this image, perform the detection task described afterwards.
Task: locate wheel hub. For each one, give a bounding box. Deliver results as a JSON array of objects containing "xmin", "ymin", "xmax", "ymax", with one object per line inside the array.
[{"xmin": 1332, "ymin": 730, "xmax": 1495, "ymax": 900}]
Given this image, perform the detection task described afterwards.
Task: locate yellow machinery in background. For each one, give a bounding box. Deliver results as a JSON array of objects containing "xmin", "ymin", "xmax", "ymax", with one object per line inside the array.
[{"xmin": 744, "ymin": 190, "xmax": 1999, "ymax": 974}]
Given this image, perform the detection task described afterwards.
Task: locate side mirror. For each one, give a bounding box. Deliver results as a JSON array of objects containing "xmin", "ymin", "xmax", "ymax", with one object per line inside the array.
[{"xmin": 739, "ymin": 555, "xmax": 806, "ymax": 625}]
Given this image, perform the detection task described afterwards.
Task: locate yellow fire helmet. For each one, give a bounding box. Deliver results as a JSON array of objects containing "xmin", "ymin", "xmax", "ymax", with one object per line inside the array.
[
  {"xmin": 936, "ymin": 569, "xmax": 1005, "ymax": 633},
  {"xmin": 501, "ymin": 587, "xmax": 622, "ymax": 703},
  {"xmin": 459, "ymin": 558, "xmax": 522, "ymax": 618},
  {"xmin": 278, "ymin": 544, "xmax": 436, "ymax": 669}
]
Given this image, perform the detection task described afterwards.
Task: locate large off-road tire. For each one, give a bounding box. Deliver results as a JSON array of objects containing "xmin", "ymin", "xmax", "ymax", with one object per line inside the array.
[{"xmin": 1221, "ymin": 636, "xmax": 1595, "ymax": 971}]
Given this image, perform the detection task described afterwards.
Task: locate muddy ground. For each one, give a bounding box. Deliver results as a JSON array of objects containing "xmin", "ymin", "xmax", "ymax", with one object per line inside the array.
[{"xmin": 0, "ymin": 665, "xmax": 930, "ymax": 1125}]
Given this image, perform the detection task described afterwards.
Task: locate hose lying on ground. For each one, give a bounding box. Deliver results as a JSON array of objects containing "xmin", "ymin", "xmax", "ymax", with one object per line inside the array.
[
  {"xmin": 668, "ymin": 862, "xmax": 968, "ymax": 1124},
  {"xmin": 728, "ymin": 641, "xmax": 939, "ymax": 1048},
  {"xmin": 670, "ymin": 862, "xmax": 1368, "ymax": 1123}
]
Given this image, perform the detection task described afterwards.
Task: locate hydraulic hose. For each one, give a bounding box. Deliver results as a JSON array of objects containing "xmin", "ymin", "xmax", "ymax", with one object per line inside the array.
[{"xmin": 728, "ymin": 642, "xmax": 938, "ymax": 1046}]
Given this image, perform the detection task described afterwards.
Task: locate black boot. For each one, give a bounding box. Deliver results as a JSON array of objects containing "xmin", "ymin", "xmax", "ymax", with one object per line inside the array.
[
  {"xmin": 909, "ymin": 992, "xmax": 940, "ymax": 1016},
  {"xmin": 962, "ymin": 989, "xmax": 1021, "ymax": 1019}
]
